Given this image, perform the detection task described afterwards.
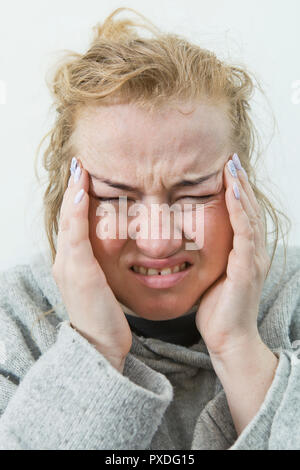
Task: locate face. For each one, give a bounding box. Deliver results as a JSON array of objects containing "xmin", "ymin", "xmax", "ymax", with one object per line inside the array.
[{"xmin": 70, "ymin": 100, "xmax": 234, "ymax": 320}]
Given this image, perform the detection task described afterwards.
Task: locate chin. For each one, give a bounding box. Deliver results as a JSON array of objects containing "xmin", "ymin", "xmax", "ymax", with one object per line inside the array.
[{"xmin": 125, "ymin": 297, "xmax": 198, "ymax": 321}]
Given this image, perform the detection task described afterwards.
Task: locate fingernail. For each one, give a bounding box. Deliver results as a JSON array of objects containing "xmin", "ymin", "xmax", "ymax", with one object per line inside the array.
[
  {"xmin": 68, "ymin": 175, "xmax": 72, "ymax": 187},
  {"xmin": 74, "ymin": 165, "xmax": 82, "ymax": 183},
  {"xmin": 227, "ymin": 160, "xmax": 238, "ymax": 178},
  {"xmin": 233, "ymin": 182, "xmax": 240, "ymax": 200},
  {"xmin": 241, "ymin": 167, "xmax": 248, "ymax": 180},
  {"xmin": 232, "ymin": 153, "xmax": 242, "ymax": 170},
  {"xmin": 74, "ymin": 188, "xmax": 84, "ymax": 204},
  {"xmin": 70, "ymin": 157, "xmax": 78, "ymax": 175}
]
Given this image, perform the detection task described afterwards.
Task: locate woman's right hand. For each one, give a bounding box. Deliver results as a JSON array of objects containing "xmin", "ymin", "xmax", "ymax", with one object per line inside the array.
[{"xmin": 51, "ymin": 158, "xmax": 132, "ymax": 373}]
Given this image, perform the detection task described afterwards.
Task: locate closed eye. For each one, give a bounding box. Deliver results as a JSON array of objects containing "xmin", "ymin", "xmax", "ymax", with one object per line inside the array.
[
  {"xmin": 177, "ymin": 195, "xmax": 214, "ymax": 201},
  {"xmin": 96, "ymin": 197, "xmax": 135, "ymax": 202},
  {"xmin": 95, "ymin": 195, "xmax": 215, "ymax": 203}
]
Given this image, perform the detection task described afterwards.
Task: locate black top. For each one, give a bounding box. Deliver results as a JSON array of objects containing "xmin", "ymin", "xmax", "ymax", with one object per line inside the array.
[{"xmin": 124, "ymin": 308, "xmax": 201, "ymax": 347}]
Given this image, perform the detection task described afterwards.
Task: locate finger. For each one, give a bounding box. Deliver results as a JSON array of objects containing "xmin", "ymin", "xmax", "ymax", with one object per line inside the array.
[
  {"xmin": 59, "ymin": 159, "xmax": 86, "ymax": 226},
  {"xmin": 68, "ymin": 187, "xmax": 96, "ymax": 266},
  {"xmin": 234, "ymin": 161, "xmax": 267, "ymax": 249},
  {"xmin": 224, "ymin": 161, "xmax": 256, "ymax": 268},
  {"xmin": 228, "ymin": 173, "xmax": 262, "ymax": 254},
  {"xmin": 58, "ymin": 158, "xmax": 79, "ymax": 228},
  {"xmin": 236, "ymin": 167, "xmax": 270, "ymax": 277},
  {"xmin": 56, "ymin": 159, "xmax": 89, "ymax": 255},
  {"xmin": 225, "ymin": 160, "xmax": 266, "ymax": 254}
]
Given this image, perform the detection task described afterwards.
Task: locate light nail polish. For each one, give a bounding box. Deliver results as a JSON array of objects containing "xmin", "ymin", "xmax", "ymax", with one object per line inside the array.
[
  {"xmin": 74, "ymin": 188, "xmax": 84, "ymax": 204},
  {"xmin": 233, "ymin": 182, "xmax": 240, "ymax": 200},
  {"xmin": 227, "ymin": 160, "xmax": 238, "ymax": 178},
  {"xmin": 232, "ymin": 153, "xmax": 242, "ymax": 170},
  {"xmin": 70, "ymin": 157, "xmax": 78, "ymax": 175},
  {"xmin": 74, "ymin": 166, "xmax": 81, "ymax": 183}
]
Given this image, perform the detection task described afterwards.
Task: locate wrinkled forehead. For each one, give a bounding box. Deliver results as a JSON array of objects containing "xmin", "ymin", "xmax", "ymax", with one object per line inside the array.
[{"xmin": 70, "ymin": 102, "xmax": 231, "ymax": 186}]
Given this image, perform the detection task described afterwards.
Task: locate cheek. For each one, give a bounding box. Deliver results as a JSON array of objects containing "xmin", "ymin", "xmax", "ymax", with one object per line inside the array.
[
  {"xmin": 182, "ymin": 197, "xmax": 233, "ymax": 248},
  {"xmin": 199, "ymin": 200, "xmax": 233, "ymax": 274},
  {"xmin": 193, "ymin": 201, "xmax": 233, "ymax": 284},
  {"xmin": 88, "ymin": 200, "xmax": 126, "ymax": 263},
  {"xmin": 204, "ymin": 201, "xmax": 233, "ymax": 242}
]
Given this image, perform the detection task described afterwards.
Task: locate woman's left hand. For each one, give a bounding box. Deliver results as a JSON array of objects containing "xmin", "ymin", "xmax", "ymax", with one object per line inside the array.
[{"xmin": 195, "ymin": 156, "xmax": 271, "ymax": 359}]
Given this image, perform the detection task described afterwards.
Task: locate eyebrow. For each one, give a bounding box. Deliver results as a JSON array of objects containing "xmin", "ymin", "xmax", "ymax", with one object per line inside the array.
[{"xmin": 89, "ymin": 169, "xmax": 220, "ymax": 191}]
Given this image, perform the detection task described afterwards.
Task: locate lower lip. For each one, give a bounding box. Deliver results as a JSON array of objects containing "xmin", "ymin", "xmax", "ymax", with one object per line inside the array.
[{"xmin": 129, "ymin": 264, "xmax": 192, "ymax": 289}]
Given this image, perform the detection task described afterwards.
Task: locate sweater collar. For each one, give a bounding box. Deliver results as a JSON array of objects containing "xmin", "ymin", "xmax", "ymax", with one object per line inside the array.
[{"xmin": 119, "ymin": 300, "xmax": 202, "ymax": 347}]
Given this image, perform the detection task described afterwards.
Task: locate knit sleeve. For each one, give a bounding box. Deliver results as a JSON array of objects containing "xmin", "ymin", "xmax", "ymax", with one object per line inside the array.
[
  {"xmin": 191, "ymin": 347, "xmax": 300, "ymax": 450},
  {"xmin": 228, "ymin": 264, "xmax": 300, "ymax": 450},
  {"xmin": 0, "ymin": 311, "xmax": 173, "ymax": 450},
  {"xmin": 229, "ymin": 347, "xmax": 300, "ymax": 449},
  {"xmin": 191, "ymin": 252, "xmax": 300, "ymax": 451}
]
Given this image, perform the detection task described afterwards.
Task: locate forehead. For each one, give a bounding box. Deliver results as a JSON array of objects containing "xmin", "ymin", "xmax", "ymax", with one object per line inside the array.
[{"xmin": 70, "ymin": 101, "xmax": 231, "ymax": 185}]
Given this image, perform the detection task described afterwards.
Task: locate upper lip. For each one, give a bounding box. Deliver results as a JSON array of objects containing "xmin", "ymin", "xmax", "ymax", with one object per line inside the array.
[{"xmin": 129, "ymin": 256, "xmax": 193, "ymax": 270}]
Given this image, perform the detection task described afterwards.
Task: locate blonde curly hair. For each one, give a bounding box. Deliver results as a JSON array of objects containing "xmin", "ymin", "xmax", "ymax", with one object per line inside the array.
[{"xmin": 33, "ymin": 6, "xmax": 291, "ymax": 330}]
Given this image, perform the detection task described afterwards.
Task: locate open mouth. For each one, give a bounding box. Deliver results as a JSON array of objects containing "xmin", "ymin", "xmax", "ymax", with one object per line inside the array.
[{"xmin": 130, "ymin": 261, "xmax": 192, "ymax": 276}]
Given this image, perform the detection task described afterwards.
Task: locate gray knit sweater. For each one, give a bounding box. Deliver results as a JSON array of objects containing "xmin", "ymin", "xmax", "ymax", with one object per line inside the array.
[{"xmin": 0, "ymin": 243, "xmax": 299, "ymax": 450}]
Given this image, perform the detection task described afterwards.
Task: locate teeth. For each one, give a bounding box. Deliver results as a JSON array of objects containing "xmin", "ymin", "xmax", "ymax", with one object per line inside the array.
[
  {"xmin": 160, "ymin": 268, "xmax": 172, "ymax": 276},
  {"xmin": 147, "ymin": 268, "xmax": 159, "ymax": 276},
  {"xmin": 132, "ymin": 262, "xmax": 188, "ymax": 276}
]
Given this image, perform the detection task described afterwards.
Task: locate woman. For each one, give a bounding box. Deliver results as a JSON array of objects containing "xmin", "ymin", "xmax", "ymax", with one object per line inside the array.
[{"xmin": 0, "ymin": 7, "xmax": 299, "ymax": 450}]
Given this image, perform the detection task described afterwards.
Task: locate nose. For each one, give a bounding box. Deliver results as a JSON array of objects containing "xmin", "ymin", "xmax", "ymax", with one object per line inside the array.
[
  {"xmin": 132, "ymin": 203, "xmax": 184, "ymax": 258},
  {"xmin": 136, "ymin": 236, "xmax": 183, "ymax": 259}
]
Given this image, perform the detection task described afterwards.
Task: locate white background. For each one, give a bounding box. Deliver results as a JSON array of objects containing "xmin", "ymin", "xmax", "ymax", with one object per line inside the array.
[{"xmin": 0, "ymin": 0, "xmax": 299, "ymax": 271}]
